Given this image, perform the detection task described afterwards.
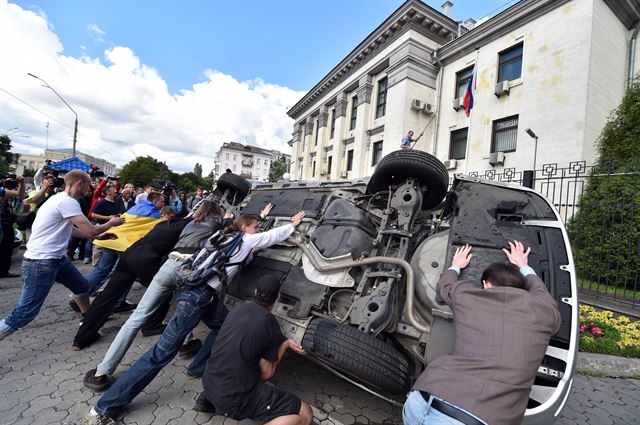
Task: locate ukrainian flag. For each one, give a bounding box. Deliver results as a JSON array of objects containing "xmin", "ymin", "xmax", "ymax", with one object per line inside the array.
[{"xmin": 93, "ymin": 203, "xmax": 162, "ymax": 252}]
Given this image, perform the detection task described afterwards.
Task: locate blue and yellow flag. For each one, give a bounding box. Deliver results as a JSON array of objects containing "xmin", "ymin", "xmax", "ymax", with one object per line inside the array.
[{"xmin": 93, "ymin": 212, "xmax": 161, "ymax": 252}]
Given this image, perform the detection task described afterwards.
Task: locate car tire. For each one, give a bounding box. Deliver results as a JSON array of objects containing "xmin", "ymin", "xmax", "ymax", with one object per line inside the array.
[
  {"xmin": 368, "ymin": 150, "xmax": 449, "ymax": 209},
  {"xmin": 302, "ymin": 319, "xmax": 409, "ymax": 394},
  {"xmin": 216, "ymin": 172, "xmax": 251, "ymax": 201}
]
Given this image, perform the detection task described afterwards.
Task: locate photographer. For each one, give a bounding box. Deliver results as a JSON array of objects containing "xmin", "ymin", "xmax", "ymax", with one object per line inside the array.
[
  {"xmin": 0, "ymin": 170, "xmax": 124, "ymax": 342},
  {"xmin": 0, "ymin": 174, "xmax": 25, "ymax": 278}
]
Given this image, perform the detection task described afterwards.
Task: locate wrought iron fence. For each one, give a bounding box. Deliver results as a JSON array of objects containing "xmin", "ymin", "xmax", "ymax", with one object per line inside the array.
[{"xmin": 466, "ymin": 160, "xmax": 640, "ymax": 309}]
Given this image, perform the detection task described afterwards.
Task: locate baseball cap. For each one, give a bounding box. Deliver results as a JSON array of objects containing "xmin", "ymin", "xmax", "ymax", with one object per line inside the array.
[{"xmin": 255, "ymin": 274, "xmax": 282, "ymax": 305}]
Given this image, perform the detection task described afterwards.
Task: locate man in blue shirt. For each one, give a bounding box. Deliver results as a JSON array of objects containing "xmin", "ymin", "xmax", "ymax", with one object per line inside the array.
[{"xmin": 400, "ymin": 130, "xmax": 421, "ymax": 150}]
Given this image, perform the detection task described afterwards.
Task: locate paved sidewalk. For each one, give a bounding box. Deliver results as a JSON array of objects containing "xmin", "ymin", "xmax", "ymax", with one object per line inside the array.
[{"xmin": 0, "ymin": 254, "xmax": 638, "ymax": 424}]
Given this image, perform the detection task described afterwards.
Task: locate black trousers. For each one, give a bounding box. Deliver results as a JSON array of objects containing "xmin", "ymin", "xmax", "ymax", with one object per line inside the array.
[
  {"xmin": 67, "ymin": 236, "xmax": 87, "ymax": 259},
  {"xmin": 72, "ymin": 249, "xmax": 170, "ymax": 348},
  {"xmin": 0, "ymin": 222, "xmax": 15, "ymax": 274}
]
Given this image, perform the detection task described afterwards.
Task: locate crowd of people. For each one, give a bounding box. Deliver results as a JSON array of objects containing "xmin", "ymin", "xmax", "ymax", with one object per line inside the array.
[{"xmin": 0, "ymin": 164, "xmax": 561, "ymax": 425}]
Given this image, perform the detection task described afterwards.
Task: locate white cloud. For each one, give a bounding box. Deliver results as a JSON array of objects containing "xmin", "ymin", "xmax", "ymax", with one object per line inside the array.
[
  {"xmin": 87, "ymin": 23, "xmax": 106, "ymax": 43},
  {"xmin": 0, "ymin": 0, "xmax": 305, "ymax": 174}
]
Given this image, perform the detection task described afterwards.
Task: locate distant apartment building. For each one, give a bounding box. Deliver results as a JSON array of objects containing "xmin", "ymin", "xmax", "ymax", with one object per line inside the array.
[
  {"xmin": 45, "ymin": 148, "xmax": 117, "ymax": 175},
  {"xmin": 13, "ymin": 153, "xmax": 48, "ymax": 175},
  {"xmin": 287, "ymin": 0, "xmax": 640, "ymax": 180},
  {"xmin": 213, "ymin": 142, "xmax": 291, "ymax": 181}
]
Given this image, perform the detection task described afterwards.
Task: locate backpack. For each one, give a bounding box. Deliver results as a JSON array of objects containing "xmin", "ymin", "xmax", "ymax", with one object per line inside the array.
[{"xmin": 173, "ymin": 230, "xmax": 244, "ymax": 289}]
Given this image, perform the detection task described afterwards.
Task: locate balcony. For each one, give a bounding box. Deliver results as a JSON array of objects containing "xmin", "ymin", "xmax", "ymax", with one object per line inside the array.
[
  {"xmin": 241, "ymin": 159, "xmax": 254, "ymax": 167},
  {"xmin": 240, "ymin": 171, "xmax": 252, "ymax": 179}
]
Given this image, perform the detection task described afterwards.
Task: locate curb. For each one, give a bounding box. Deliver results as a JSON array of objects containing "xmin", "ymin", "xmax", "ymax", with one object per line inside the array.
[{"xmin": 577, "ymin": 352, "xmax": 640, "ymax": 378}]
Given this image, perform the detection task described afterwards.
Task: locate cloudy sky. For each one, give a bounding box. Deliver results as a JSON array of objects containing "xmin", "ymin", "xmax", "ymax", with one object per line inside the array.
[{"xmin": 0, "ymin": 0, "xmax": 509, "ymax": 173}]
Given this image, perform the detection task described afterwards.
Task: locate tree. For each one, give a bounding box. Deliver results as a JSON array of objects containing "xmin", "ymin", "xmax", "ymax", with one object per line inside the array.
[
  {"xmin": 568, "ymin": 78, "xmax": 640, "ymax": 290},
  {"xmin": 268, "ymin": 156, "xmax": 288, "ymax": 182},
  {"xmin": 177, "ymin": 172, "xmax": 203, "ymax": 193},
  {"xmin": 119, "ymin": 156, "xmax": 173, "ymax": 188},
  {"xmin": 23, "ymin": 168, "xmax": 37, "ymax": 177},
  {"xmin": 193, "ymin": 163, "xmax": 203, "ymax": 178},
  {"xmin": 0, "ymin": 135, "xmax": 15, "ymax": 174}
]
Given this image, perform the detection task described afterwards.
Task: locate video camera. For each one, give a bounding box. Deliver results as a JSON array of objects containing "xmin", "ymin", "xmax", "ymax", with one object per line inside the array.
[
  {"xmin": 88, "ymin": 164, "xmax": 105, "ymax": 179},
  {"xmin": 42, "ymin": 162, "xmax": 65, "ymax": 189},
  {"xmin": 161, "ymin": 180, "xmax": 176, "ymax": 204},
  {"xmin": 0, "ymin": 173, "xmax": 18, "ymax": 190}
]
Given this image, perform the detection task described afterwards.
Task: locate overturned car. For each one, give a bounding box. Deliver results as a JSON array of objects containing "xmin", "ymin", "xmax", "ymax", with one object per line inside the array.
[{"xmin": 204, "ymin": 151, "xmax": 577, "ymax": 424}]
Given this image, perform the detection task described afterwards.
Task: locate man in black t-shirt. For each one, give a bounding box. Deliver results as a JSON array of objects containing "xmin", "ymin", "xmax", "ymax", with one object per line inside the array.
[
  {"xmin": 199, "ymin": 275, "xmax": 313, "ymax": 425},
  {"xmin": 91, "ymin": 185, "xmax": 119, "ymax": 224}
]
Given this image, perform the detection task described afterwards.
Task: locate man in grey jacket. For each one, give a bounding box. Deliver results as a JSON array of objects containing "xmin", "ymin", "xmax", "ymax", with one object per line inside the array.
[{"xmin": 404, "ymin": 241, "xmax": 561, "ymax": 425}]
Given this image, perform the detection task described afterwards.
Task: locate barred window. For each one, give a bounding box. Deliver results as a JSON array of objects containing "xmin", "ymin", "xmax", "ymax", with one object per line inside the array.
[
  {"xmin": 375, "ymin": 77, "xmax": 388, "ymax": 118},
  {"xmin": 449, "ymin": 128, "xmax": 468, "ymax": 160},
  {"xmin": 498, "ymin": 43, "xmax": 523, "ymax": 83},
  {"xmin": 491, "ymin": 115, "xmax": 519, "ymax": 153}
]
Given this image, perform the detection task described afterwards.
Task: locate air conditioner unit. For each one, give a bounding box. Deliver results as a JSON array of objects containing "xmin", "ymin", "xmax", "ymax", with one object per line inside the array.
[
  {"xmin": 494, "ymin": 80, "xmax": 510, "ymax": 97},
  {"xmin": 411, "ymin": 98, "xmax": 426, "ymax": 111},
  {"xmin": 452, "ymin": 98, "xmax": 462, "ymax": 111},
  {"xmin": 424, "ymin": 103, "xmax": 434, "ymax": 113},
  {"xmin": 489, "ymin": 151, "xmax": 505, "ymax": 166},
  {"xmin": 340, "ymin": 171, "xmax": 348, "ymax": 178},
  {"xmin": 443, "ymin": 159, "xmax": 457, "ymax": 170}
]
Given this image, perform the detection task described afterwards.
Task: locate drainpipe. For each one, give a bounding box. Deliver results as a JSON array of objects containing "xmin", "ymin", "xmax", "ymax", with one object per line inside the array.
[
  {"xmin": 431, "ymin": 50, "xmax": 444, "ymax": 156},
  {"xmin": 628, "ymin": 23, "xmax": 640, "ymax": 87}
]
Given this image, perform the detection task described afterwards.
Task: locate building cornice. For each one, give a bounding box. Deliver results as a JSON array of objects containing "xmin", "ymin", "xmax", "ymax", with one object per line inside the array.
[
  {"xmin": 603, "ymin": 0, "xmax": 640, "ymax": 29},
  {"xmin": 435, "ymin": 0, "xmax": 571, "ymax": 65},
  {"xmin": 287, "ymin": 0, "xmax": 457, "ymax": 120}
]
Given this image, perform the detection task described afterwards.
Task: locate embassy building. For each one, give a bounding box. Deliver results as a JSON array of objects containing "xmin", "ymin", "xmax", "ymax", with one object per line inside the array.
[{"xmin": 287, "ymin": 0, "xmax": 640, "ymax": 180}]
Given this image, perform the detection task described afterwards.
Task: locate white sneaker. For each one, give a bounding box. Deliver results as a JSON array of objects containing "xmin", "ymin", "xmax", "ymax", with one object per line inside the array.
[{"xmin": 83, "ymin": 258, "xmax": 90, "ymax": 264}]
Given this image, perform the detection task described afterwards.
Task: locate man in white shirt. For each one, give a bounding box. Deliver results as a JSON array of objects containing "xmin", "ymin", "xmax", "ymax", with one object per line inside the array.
[
  {"xmin": 0, "ymin": 170, "xmax": 124, "ymax": 342},
  {"xmin": 134, "ymin": 185, "xmax": 154, "ymax": 204}
]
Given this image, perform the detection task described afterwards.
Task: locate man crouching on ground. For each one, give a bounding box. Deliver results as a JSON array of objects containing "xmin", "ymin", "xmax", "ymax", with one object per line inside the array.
[{"xmin": 196, "ymin": 274, "xmax": 313, "ymax": 425}]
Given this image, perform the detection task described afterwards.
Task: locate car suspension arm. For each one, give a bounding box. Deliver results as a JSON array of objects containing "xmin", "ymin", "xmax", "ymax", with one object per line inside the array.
[{"xmin": 286, "ymin": 235, "xmax": 431, "ymax": 334}]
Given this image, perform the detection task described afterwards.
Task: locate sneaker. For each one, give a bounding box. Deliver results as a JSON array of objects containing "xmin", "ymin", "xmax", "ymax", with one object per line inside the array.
[
  {"xmin": 193, "ymin": 392, "xmax": 216, "ymax": 413},
  {"xmin": 83, "ymin": 258, "xmax": 91, "ymax": 264},
  {"xmin": 84, "ymin": 408, "xmax": 116, "ymax": 425},
  {"xmin": 112, "ymin": 301, "xmax": 137, "ymax": 313},
  {"xmin": 179, "ymin": 338, "xmax": 202, "ymax": 360},
  {"xmin": 83, "ymin": 369, "xmax": 113, "ymax": 392},
  {"xmin": 141, "ymin": 323, "xmax": 167, "ymax": 337},
  {"xmin": 69, "ymin": 299, "xmax": 81, "ymax": 313}
]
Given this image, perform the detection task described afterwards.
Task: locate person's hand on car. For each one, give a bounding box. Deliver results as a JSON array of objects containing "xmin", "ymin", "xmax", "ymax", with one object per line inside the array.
[
  {"xmin": 261, "ymin": 203, "xmax": 273, "ymax": 218},
  {"xmin": 502, "ymin": 240, "xmax": 530, "ymax": 268},
  {"xmin": 291, "ymin": 211, "xmax": 305, "ymax": 227},
  {"xmin": 451, "ymin": 244, "xmax": 473, "ymax": 269},
  {"xmin": 95, "ymin": 232, "xmax": 118, "ymax": 240},
  {"xmin": 223, "ymin": 211, "xmax": 234, "ymax": 219}
]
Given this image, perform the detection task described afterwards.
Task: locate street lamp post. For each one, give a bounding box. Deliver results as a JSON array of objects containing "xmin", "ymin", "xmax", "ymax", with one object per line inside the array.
[
  {"xmin": 525, "ymin": 128, "xmax": 539, "ymax": 171},
  {"xmin": 27, "ymin": 73, "xmax": 79, "ymax": 157}
]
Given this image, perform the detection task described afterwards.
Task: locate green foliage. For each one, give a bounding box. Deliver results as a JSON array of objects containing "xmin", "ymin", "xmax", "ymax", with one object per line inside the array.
[
  {"xmin": 177, "ymin": 172, "xmax": 203, "ymax": 193},
  {"xmin": 202, "ymin": 175, "xmax": 214, "ymax": 190},
  {"xmin": 268, "ymin": 156, "xmax": 288, "ymax": 182},
  {"xmin": 119, "ymin": 156, "xmax": 173, "ymax": 188},
  {"xmin": 579, "ymin": 306, "xmax": 640, "ymax": 358},
  {"xmin": 568, "ymin": 79, "xmax": 640, "ymax": 291},
  {"xmin": 0, "ymin": 135, "xmax": 15, "ymax": 174},
  {"xmin": 23, "ymin": 168, "xmax": 37, "ymax": 177}
]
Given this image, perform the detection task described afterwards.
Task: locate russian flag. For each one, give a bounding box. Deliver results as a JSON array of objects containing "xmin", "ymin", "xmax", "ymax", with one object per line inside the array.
[{"xmin": 463, "ymin": 64, "xmax": 477, "ymax": 118}]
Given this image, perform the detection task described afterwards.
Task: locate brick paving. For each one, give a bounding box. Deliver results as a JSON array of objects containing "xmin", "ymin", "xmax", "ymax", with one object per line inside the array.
[{"xmin": 1, "ymin": 253, "xmax": 638, "ymax": 424}]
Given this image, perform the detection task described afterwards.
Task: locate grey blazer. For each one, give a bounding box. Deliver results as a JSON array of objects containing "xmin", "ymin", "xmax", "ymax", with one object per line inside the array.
[{"xmin": 413, "ymin": 269, "xmax": 561, "ymax": 425}]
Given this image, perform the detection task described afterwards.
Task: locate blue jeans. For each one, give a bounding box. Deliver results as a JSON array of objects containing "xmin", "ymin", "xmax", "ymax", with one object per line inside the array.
[
  {"xmin": 86, "ymin": 247, "xmax": 127, "ymax": 307},
  {"xmin": 185, "ymin": 305, "xmax": 228, "ymax": 377},
  {"xmin": 403, "ymin": 390, "xmax": 486, "ymax": 425},
  {"xmin": 95, "ymin": 285, "xmax": 220, "ymax": 417},
  {"xmin": 0, "ymin": 257, "xmax": 89, "ymax": 334},
  {"xmin": 96, "ymin": 258, "xmax": 181, "ymax": 376}
]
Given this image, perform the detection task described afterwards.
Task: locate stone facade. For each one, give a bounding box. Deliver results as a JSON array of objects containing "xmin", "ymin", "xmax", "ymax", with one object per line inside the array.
[{"xmin": 287, "ymin": 0, "xmax": 640, "ymax": 180}]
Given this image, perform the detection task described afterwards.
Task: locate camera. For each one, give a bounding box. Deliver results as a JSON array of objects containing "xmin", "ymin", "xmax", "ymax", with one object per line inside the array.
[
  {"xmin": 88, "ymin": 164, "xmax": 105, "ymax": 178},
  {"xmin": 42, "ymin": 165, "xmax": 65, "ymax": 189},
  {"xmin": 161, "ymin": 180, "xmax": 176, "ymax": 204},
  {"xmin": 0, "ymin": 173, "xmax": 17, "ymax": 190}
]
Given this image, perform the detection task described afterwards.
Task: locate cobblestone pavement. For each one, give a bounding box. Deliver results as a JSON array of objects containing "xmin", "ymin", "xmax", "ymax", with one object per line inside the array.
[{"xmin": 1, "ymin": 254, "xmax": 639, "ymax": 424}]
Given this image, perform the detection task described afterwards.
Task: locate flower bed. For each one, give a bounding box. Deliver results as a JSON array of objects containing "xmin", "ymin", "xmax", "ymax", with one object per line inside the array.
[{"xmin": 579, "ymin": 305, "xmax": 640, "ymax": 358}]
